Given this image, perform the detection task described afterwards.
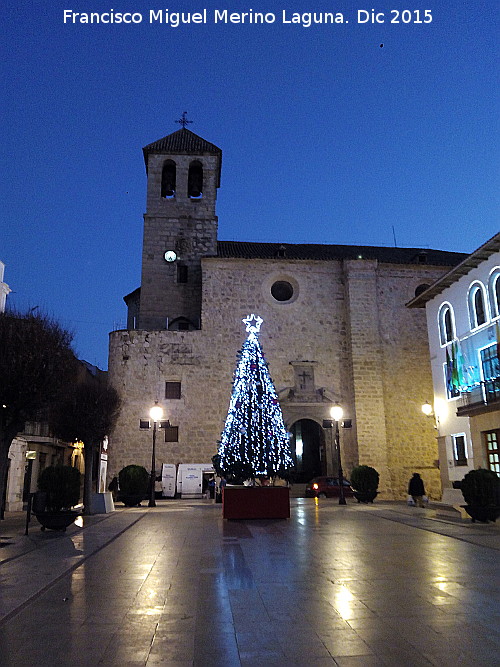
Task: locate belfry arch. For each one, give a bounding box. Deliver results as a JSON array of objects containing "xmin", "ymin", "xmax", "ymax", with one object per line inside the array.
[
  {"xmin": 188, "ymin": 160, "xmax": 203, "ymax": 198},
  {"xmin": 161, "ymin": 159, "xmax": 176, "ymax": 198}
]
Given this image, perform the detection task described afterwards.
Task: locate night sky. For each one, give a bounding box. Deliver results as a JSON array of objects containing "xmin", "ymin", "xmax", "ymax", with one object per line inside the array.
[{"xmin": 3, "ymin": 1, "xmax": 499, "ymax": 369}]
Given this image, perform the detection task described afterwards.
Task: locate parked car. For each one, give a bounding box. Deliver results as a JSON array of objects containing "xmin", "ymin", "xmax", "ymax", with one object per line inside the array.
[{"xmin": 305, "ymin": 476, "xmax": 354, "ymax": 498}]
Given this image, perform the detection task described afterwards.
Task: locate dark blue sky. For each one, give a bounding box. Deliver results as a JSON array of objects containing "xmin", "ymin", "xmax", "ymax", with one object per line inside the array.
[{"xmin": 2, "ymin": 1, "xmax": 499, "ymax": 369}]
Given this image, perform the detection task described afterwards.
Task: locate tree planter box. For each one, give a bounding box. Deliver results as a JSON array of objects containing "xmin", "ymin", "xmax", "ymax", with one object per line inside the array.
[{"xmin": 222, "ymin": 486, "xmax": 290, "ymax": 520}]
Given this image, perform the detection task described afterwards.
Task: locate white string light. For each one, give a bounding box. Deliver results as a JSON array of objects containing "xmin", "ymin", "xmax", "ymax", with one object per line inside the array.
[{"xmin": 218, "ymin": 315, "xmax": 294, "ymax": 478}]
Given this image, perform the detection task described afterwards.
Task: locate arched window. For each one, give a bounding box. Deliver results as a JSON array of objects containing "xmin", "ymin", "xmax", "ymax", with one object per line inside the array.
[
  {"xmin": 188, "ymin": 160, "xmax": 203, "ymax": 199},
  {"xmin": 468, "ymin": 282, "xmax": 488, "ymax": 329},
  {"xmin": 168, "ymin": 316, "xmax": 197, "ymax": 331},
  {"xmin": 161, "ymin": 160, "xmax": 176, "ymax": 198},
  {"xmin": 488, "ymin": 268, "xmax": 500, "ymax": 319},
  {"xmin": 438, "ymin": 303, "xmax": 455, "ymax": 345}
]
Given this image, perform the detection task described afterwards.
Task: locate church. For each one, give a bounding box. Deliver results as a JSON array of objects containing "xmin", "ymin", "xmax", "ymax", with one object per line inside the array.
[{"xmin": 107, "ymin": 125, "xmax": 466, "ymax": 499}]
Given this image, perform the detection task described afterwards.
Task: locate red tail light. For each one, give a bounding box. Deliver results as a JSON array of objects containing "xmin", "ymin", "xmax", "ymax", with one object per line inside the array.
[{"xmin": 312, "ymin": 483, "xmax": 319, "ymax": 490}]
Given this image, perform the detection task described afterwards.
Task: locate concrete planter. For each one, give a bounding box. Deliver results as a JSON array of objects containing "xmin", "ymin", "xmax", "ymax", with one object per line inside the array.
[
  {"xmin": 353, "ymin": 490, "xmax": 378, "ymax": 504},
  {"xmin": 34, "ymin": 510, "xmax": 81, "ymax": 532},
  {"xmin": 222, "ymin": 486, "xmax": 290, "ymax": 520},
  {"xmin": 462, "ymin": 505, "xmax": 500, "ymax": 523},
  {"xmin": 119, "ymin": 493, "xmax": 145, "ymax": 507}
]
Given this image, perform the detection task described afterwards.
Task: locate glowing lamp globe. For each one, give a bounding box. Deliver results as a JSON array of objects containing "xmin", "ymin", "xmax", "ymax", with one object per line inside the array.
[
  {"xmin": 421, "ymin": 401, "xmax": 433, "ymax": 416},
  {"xmin": 150, "ymin": 405, "xmax": 164, "ymax": 422},
  {"xmin": 330, "ymin": 405, "xmax": 344, "ymax": 422}
]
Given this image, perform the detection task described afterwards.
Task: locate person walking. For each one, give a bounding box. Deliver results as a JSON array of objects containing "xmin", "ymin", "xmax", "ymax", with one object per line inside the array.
[{"xmin": 408, "ymin": 472, "xmax": 426, "ymax": 508}]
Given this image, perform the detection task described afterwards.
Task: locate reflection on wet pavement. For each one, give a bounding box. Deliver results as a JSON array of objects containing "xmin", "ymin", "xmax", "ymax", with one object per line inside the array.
[{"xmin": 0, "ymin": 499, "xmax": 499, "ymax": 665}]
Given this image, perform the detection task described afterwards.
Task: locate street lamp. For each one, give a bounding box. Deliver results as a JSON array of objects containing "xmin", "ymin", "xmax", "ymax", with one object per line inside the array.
[
  {"xmin": 421, "ymin": 400, "xmax": 442, "ymax": 432},
  {"xmin": 421, "ymin": 401, "xmax": 433, "ymax": 416},
  {"xmin": 149, "ymin": 402, "xmax": 164, "ymax": 507},
  {"xmin": 330, "ymin": 404, "xmax": 346, "ymax": 505}
]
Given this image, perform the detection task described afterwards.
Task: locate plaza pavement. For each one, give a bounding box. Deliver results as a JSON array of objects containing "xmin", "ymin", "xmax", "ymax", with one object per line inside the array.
[{"xmin": 0, "ymin": 498, "xmax": 499, "ymax": 666}]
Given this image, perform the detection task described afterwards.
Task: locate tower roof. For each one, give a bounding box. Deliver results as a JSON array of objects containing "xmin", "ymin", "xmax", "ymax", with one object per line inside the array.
[
  {"xmin": 142, "ymin": 128, "xmax": 222, "ymax": 183},
  {"xmin": 143, "ymin": 128, "xmax": 222, "ymax": 157}
]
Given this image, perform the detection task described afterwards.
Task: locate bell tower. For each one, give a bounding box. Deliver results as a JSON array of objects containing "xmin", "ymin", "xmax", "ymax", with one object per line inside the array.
[{"xmin": 137, "ymin": 123, "xmax": 221, "ymax": 330}]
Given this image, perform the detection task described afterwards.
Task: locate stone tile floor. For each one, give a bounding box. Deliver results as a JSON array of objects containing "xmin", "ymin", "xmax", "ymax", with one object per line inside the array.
[{"xmin": 0, "ymin": 499, "xmax": 499, "ymax": 666}]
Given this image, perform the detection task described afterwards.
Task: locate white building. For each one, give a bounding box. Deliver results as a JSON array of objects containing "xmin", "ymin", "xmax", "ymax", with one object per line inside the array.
[
  {"xmin": 0, "ymin": 261, "xmax": 11, "ymax": 313},
  {"xmin": 407, "ymin": 232, "xmax": 500, "ymax": 503}
]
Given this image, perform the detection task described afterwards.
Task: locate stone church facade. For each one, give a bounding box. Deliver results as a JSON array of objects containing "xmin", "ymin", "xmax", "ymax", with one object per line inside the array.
[{"xmin": 108, "ymin": 127, "xmax": 466, "ymax": 499}]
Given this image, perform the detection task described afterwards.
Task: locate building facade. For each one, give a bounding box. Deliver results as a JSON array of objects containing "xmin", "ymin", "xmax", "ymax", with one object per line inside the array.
[
  {"xmin": 108, "ymin": 127, "xmax": 467, "ymax": 500},
  {"xmin": 407, "ymin": 233, "xmax": 500, "ymax": 503},
  {"xmin": 0, "ymin": 261, "xmax": 11, "ymax": 313}
]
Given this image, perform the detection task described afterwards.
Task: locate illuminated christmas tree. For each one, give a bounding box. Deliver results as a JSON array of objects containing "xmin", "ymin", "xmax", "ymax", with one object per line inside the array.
[{"xmin": 217, "ymin": 314, "xmax": 295, "ymax": 482}]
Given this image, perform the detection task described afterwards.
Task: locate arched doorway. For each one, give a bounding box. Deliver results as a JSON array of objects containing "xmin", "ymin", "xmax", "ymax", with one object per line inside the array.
[{"xmin": 290, "ymin": 419, "xmax": 325, "ymax": 483}]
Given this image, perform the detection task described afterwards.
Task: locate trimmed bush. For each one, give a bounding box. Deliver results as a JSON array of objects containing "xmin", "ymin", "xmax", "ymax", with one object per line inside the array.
[
  {"xmin": 38, "ymin": 465, "xmax": 81, "ymax": 511},
  {"xmin": 350, "ymin": 465, "xmax": 380, "ymax": 493},
  {"xmin": 118, "ymin": 464, "xmax": 149, "ymax": 496},
  {"xmin": 461, "ymin": 468, "xmax": 500, "ymax": 507}
]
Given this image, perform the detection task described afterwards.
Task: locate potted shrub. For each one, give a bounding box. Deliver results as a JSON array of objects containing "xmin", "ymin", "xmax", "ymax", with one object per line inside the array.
[
  {"xmin": 34, "ymin": 465, "xmax": 82, "ymax": 531},
  {"xmin": 350, "ymin": 465, "xmax": 379, "ymax": 503},
  {"xmin": 118, "ymin": 464, "xmax": 149, "ymax": 507},
  {"xmin": 461, "ymin": 468, "xmax": 500, "ymax": 523}
]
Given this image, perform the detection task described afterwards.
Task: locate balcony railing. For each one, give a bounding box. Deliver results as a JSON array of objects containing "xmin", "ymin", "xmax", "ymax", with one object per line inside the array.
[{"xmin": 457, "ymin": 377, "xmax": 500, "ymax": 415}]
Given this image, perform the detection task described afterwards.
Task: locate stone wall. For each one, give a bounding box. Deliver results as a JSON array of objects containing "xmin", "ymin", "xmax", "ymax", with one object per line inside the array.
[
  {"xmin": 139, "ymin": 152, "xmax": 219, "ymax": 330},
  {"xmin": 376, "ymin": 264, "xmax": 445, "ymax": 499},
  {"xmin": 108, "ymin": 257, "xmax": 448, "ymax": 499}
]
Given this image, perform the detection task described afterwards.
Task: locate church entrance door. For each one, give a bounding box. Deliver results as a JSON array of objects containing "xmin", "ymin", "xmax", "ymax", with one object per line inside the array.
[{"xmin": 290, "ymin": 419, "xmax": 325, "ymax": 483}]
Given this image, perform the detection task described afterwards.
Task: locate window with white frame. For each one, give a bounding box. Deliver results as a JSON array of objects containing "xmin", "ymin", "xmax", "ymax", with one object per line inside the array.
[
  {"xmin": 479, "ymin": 344, "xmax": 500, "ymax": 401},
  {"xmin": 488, "ymin": 268, "xmax": 500, "ymax": 319},
  {"xmin": 438, "ymin": 303, "xmax": 455, "ymax": 345},
  {"xmin": 451, "ymin": 433, "xmax": 468, "ymax": 466},
  {"xmin": 485, "ymin": 430, "xmax": 500, "ymax": 474},
  {"xmin": 468, "ymin": 282, "xmax": 488, "ymax": 329}
]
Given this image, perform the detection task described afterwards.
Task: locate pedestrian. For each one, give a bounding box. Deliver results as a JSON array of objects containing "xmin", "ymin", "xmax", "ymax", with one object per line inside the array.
[
  {"xmin": 408, "ymin": 472, "xmax": 426, "ymax": 508},
  {"xmin": 215, "ymin": 476, "xmax": 226, "ymax": 503}
]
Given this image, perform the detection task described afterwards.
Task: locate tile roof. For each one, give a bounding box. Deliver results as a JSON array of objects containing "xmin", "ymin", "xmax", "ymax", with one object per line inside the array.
[
  {"xmin": 124, "ymin": 242, "xmax": 468, "ymax": 303},
  {"xmin": 216, "ymin": 241, "xmax": 467, "ymax": 266},
  {"xmin": 406, "ymin": 231, "xmax": 500, "ymax": 308},
  {"xmin": 143, "ymin": 128, "xmax": 222, "ymax": 157}
]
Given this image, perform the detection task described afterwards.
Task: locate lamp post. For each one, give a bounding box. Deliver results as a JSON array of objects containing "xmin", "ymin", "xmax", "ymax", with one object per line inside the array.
[
  {"xmin": 330, "ymin": 404, "xmax": 346, "ymax": 505},
  {"xmin": 149, "ymin": 402, "xmax": 164, "ymax": 507}
]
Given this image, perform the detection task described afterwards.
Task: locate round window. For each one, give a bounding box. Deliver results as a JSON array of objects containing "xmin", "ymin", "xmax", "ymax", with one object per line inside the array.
[
  {"xmin": 414, "ymin": 283, "xmax": 430, "ymax": 297},
  {"xmin": 271, "ymin": 280, "xmax": 294, "ymax": 302}
]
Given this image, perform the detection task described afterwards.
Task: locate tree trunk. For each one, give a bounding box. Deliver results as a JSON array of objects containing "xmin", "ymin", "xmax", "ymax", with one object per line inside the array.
[{"xmin": 83, "ymin": 442, "xmax": 95, "ymax": 515}]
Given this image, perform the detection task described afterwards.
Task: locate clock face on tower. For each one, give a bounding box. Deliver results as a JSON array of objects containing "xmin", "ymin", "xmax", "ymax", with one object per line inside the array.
[{"xmin": 164, "ymin": 250, "xmax": 177, "ymax": 262}]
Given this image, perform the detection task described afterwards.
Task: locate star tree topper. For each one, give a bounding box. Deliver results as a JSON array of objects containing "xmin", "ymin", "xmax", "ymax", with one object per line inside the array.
[{"xmin": 243, "ymin": 314, "xmax": 263, "ymax": 334}]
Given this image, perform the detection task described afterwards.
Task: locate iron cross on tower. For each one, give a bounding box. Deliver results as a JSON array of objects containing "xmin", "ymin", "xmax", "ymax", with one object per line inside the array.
[{"xmin": 175, "ymin": 111, "xmax": 193, "ymax": 128}]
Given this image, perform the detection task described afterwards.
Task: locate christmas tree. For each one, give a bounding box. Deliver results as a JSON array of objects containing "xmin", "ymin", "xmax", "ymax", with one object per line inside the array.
[{"xmin": 217, "ymin": 314, "xmax": 295, "ymax": 482}]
